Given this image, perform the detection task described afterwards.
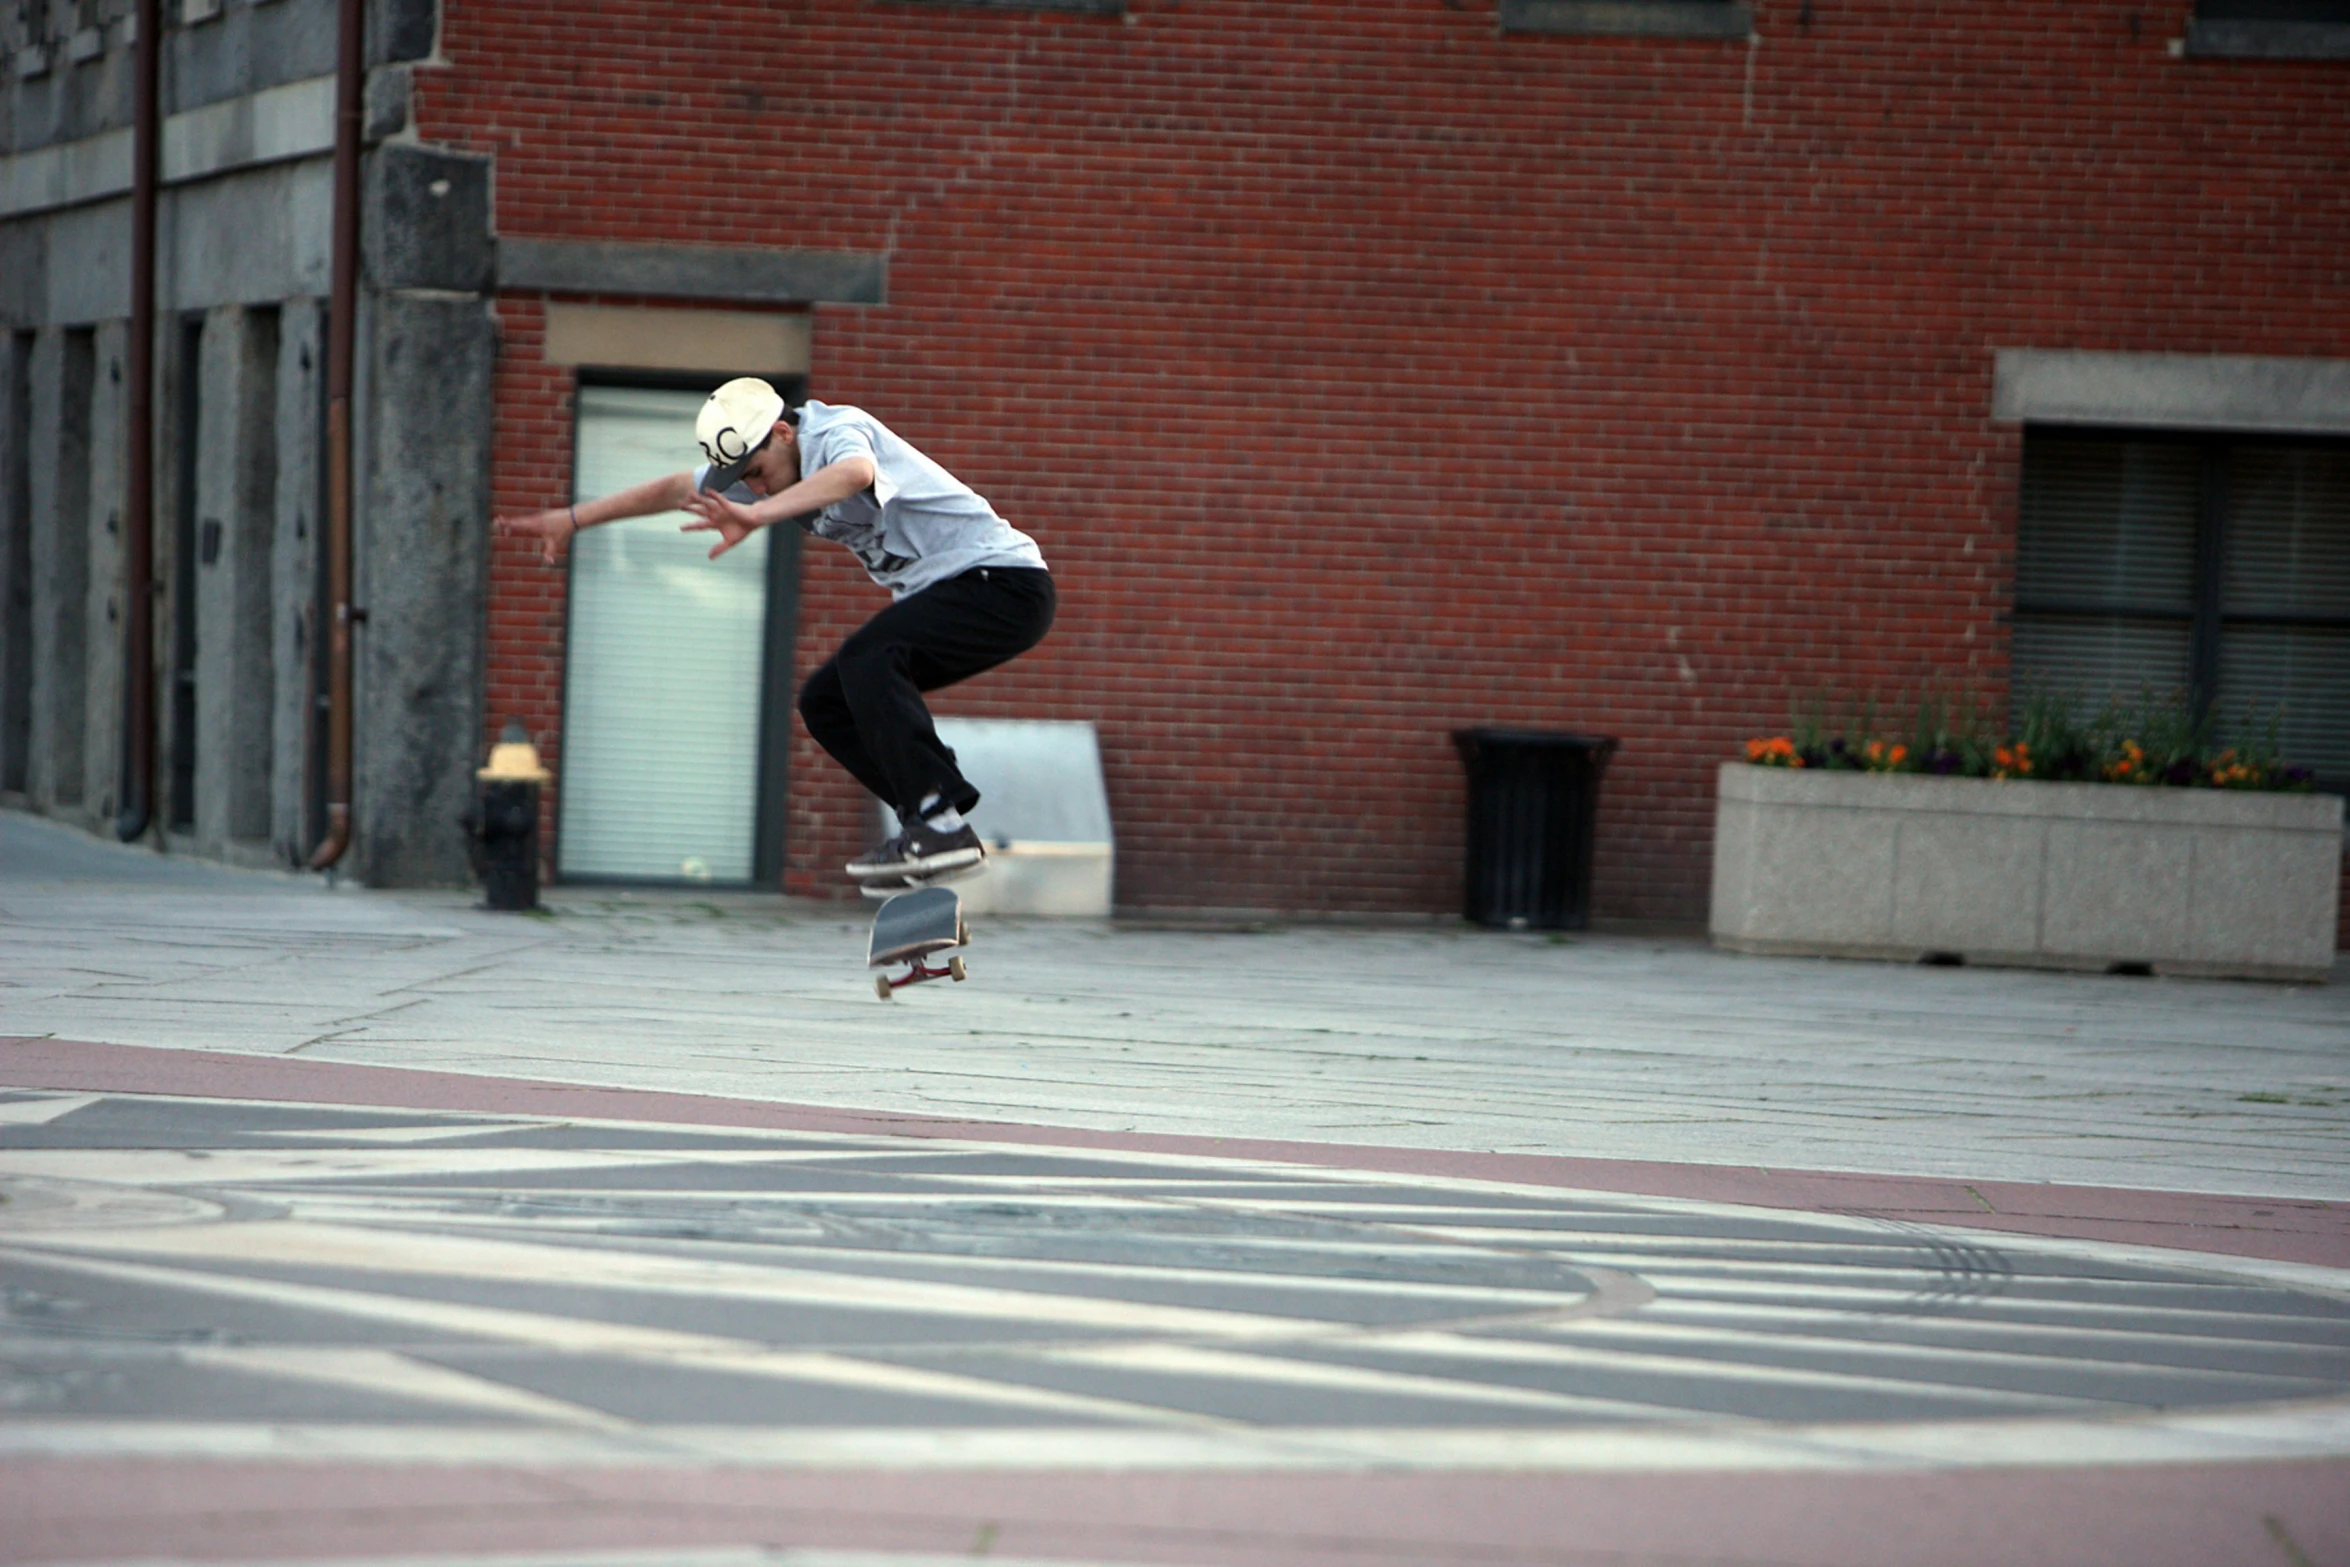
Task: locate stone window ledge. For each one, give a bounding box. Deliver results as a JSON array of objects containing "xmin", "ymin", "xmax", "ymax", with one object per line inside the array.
[
  {"xmin": 2185, "ymin": 20, "xmax": 2350, "ymax": 57},
  {"xmin": 886, "ymin": 0, "xmax": 1125, "ymax": 15},
  {"xmin": 1502, "ymin": 0, "xmax": 1751, "ymax": 39}
]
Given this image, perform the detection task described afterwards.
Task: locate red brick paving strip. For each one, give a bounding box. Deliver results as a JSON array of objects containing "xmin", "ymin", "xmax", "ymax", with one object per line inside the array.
[{"xmin": 0, "ymin": 1457, "xmax": 2344, "ymax": 1567}]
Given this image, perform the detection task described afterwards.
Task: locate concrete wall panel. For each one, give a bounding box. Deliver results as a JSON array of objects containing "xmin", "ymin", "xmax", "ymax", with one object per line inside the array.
[
  {"xmin": 159, "ymin": 159, "xmax": 334, "ymax": 317},
  {"xmin": 24, "ymin": 327, "xmax": 92, "ymax": 818},
  {"xmin": 0, "ymin": 330, "xmax": 32, "ymax": 797},
  {"xmin": 40, "ymin": 198, "xmax": 130, "ymax": 328},
  {"xmin": 0, "ymin": 221, "xmax": 44, "ymax": 329},
  {"xmin": 79, "ymin": 318, "xmax": 127, "ymax": 827},
  {"xmin": 1889, "ymin": 813, "xmax": 2043, "ymax": 956},
  {"xmin": 191, "ymin": 304, "xmax": 277, "ymax": 850},
  {"xmin": 271, "ymin": 298, "xmax": 325, "ymax": 865}
]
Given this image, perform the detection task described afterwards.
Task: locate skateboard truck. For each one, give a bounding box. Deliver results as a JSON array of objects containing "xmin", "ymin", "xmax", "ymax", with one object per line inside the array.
[{"xmin": 867, "ymin": 885, "xmax": 972, "ymax": 1000}]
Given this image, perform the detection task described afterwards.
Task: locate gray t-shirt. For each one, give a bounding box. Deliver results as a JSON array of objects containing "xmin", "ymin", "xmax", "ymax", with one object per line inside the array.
[{"xmin": 700, "ymin": 400, "xmax": 1046, "ymax": 601}]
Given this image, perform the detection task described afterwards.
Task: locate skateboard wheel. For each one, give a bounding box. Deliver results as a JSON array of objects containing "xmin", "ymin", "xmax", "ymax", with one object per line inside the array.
[
  {"xmin": 957, "ymin": 920, "xmax": 969, "ymax": 944},
  {"xmin": 875, "ymin": 976, "xmax": 893, "ymax": 1001},
  {"xmin": 949, "ymin": 956, "xmax": 968, "ymax": 982}
]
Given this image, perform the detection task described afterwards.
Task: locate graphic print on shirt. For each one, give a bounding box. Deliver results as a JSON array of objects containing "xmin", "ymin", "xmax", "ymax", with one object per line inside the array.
[{"xmin": 811, "ymin": 511, "xmax": 914, "ymax": 583}]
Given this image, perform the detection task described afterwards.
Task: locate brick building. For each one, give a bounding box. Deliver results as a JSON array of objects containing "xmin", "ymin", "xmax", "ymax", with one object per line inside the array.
[{"xmin": 4, "ymin": 0, "xmax": 2346, "ymax": 938}]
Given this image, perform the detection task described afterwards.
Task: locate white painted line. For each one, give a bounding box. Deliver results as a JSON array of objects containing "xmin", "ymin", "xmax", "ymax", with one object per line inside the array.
[
  {"xmin": 475, "ymin": 1234, "xmax": 1600, "ymax": 1311},
  {"xmin": 0, "ymin": 1147, "xmax": 668, "ymax": 1185},
  {"xmin": 1647, "ymin": 1296, "xmax": 2350, "ymax": 1357},
  {"xmin": 0, "ymin": 1397, "xmax": 2343, "ymax": 1472},
  {"xmin": 0, "ymin": 1092, "xmax": 102, "ymax": 1126},
  {"xmin": 13, "ymin": 1221, "xmax": 1334, "ymax": 1338},
  {"xmin": 1637, "ymin": 1274, "xmax": 2349, "ymax": 1327},
  {"xmin": 1020, "ymin": 1340, "xmax": 1691, "ymax": 1421},
  {"xmin": 0, "ymin": 1245, "xmax": 1242, "ymax": 1429},
  {"xmin": 261, "ymin": 1123, "xmax": 558, "ymax": 1145},
  {"xmin": 1312, "ymin": 1330, "xmax": 2107, "ymax": 1411},
  {"xmin": 178, "ymin": 1347, "xmax": 636, "ymax": 1431},
  {"xmin": 1530, "ymin": 1315, "xmax": 2341, "ymax": 1393}
]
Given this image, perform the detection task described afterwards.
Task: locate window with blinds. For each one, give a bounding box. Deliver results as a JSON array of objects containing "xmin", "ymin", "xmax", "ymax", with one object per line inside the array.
[
  {"xmin": 558, "ymin": 384, "xmax": 773, "ymax": 883},
  {"xmin": 2014, "ymin": 432, "xmax": 2350, "ymax": 789}
]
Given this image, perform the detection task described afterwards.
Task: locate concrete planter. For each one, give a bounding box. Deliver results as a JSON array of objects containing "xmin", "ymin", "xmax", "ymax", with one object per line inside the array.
[{"xmin": 1710, "ymin": 762, "xmax": 2343, "ymax": 981}]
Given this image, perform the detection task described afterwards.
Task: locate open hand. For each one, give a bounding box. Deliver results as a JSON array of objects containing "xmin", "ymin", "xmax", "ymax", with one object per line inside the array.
[
  {"xmin": 493, "ymin": 509, "xmax": 575, "ymax": 565},
  {"xmin": 681, "ymin": 488, "xmax": 759, "ymax": 559}
]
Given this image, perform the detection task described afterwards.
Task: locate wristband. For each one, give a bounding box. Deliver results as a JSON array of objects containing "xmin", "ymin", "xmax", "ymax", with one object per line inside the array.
[{"xmin": 568, "ymin": 505, "xmax": 579, "ymax": 534}]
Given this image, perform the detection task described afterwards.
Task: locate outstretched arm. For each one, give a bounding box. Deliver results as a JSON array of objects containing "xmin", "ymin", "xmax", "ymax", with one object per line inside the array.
[
  {"xmin": 493, "ymin": 470, "xmax": 699, "ymax": 565},
  {"xmin": 679, "ymin": 456, "xmax": 877, "ymax": 559}
]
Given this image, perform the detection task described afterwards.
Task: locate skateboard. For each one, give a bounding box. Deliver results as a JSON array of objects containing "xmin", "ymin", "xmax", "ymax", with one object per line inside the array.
[{"xmin": 867, "ymin": 884, "xmax": 971, "ymax": 1000}]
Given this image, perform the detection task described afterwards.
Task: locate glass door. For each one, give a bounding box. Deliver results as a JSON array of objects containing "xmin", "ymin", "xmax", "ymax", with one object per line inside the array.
[{"xmin": 558, "ymin": 383, "xmax": 772, "ymax": 883}]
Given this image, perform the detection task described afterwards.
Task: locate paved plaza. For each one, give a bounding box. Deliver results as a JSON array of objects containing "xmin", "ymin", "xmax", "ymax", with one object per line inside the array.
[{"xmin": 1, "ymin": 809, "xmax": 2346, "ymax": 1565}]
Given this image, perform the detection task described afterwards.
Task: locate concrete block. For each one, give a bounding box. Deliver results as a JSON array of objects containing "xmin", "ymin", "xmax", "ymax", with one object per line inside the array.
[
  {"xmin": 1501, "ymin": 0, "xmax": 1751, "ymax": 38},
  {"xmin": 363, "ymin": 144, "xmax": 491, "ymax": 294},
  {"xmin": 191, "ymin": 304, "xmax": 277, "ymax": 849},
  {"xmin": 497, "ymin": 239, "xmax": 888, "ymax": 308},
  {"xmin": 1889, "ymin": 811, "xmax": 2043, "ymax": 956},
  {"xmin": 364, "ymin": 65, "xmax": 411, "ymax": 141},
  {"xmin": 1992, "ymin": 349, "xmax": 2350, "ymax": 439},
  {"xmin": 2187, "ymin": 824, "xmax": 2344, "ymax": 975},
  {"xmin": 1709, "ymin": 763, "xmax": 2343, "ymax": 981},
  {"xmin": 2186, "ymin": 20, "xmax": 2350, "ymax": 59},
  {"xmin": 352, "ymin": 291, "xmax": 494, "ymax": 888},
  {"xmin": 370, "ymin": 0, "xmax": 437, "ymax": 66},
  {"xmin": 1710, "ymin": 773, "xmax": 1895, "ymax": 948},
  {"xmin": 2041, "ymin": 819, "xmax": 2194, "ymax": 964}
]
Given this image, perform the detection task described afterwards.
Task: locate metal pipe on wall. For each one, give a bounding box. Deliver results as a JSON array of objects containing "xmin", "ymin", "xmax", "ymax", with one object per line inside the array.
[
  {"xmin": 308, "ymin": 0, "xmax": 363, "ymax": 872},
  {"xmin": 114, "ymin": 0, "xmax": 161, "ymax": 843}
]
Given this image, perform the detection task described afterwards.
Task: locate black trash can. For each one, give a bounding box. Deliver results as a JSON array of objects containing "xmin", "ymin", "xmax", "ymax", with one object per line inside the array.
[{"xmin": 1452, "ymin": 729, "xmax": 1618, "ymax": 931}]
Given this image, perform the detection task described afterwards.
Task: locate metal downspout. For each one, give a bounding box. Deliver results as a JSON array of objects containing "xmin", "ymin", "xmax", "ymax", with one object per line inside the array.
[
  {"xmin": 114, "ymin": 0, "xmax": 160, "ymax": 842},
  {"xmin": 309, "ymin": 0, "xmax": 363, "ymax": 872}
]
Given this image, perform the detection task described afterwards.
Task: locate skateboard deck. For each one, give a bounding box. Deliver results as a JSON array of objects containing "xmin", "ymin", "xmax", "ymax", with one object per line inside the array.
[{"xmin": 867, "ymin": 885, "xmax": 970, "ymax": 999}]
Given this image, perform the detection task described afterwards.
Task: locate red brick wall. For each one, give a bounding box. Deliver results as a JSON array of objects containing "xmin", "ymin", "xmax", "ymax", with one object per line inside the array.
[{"xmin": 430, "ymin": 0, "xmax": 2350, "ymax": 927}]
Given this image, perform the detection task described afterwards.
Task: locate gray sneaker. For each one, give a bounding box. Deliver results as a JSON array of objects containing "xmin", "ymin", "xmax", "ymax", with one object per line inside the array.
[{"xmin": 846, "ymin": 821, "xmax": 986, "ymax": 883}]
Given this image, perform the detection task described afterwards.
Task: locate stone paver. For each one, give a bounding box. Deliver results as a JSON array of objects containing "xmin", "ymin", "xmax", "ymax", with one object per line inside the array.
[{"xmin": 3, "ymin": 810, "xmax": 2345, "ymax": 1200}]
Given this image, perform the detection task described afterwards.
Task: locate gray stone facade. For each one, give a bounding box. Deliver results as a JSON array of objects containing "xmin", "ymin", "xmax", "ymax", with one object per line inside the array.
[{"xmin": 0, "ymin": 0, "xmax": 491, "ymax": 885}]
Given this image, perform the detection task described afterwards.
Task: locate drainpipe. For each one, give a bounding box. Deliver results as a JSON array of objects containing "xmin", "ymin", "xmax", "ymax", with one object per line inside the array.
[
  {"xmin": 308, "ymin": 0, "xmax": 363, "ymax": 872},
  {"xmin": 114, "ymin": 0, "xmax": 160, "ymax": 842}
]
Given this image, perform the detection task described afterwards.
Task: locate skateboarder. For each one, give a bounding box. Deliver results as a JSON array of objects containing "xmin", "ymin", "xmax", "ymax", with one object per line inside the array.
[{"xmin": 493, "ymin": 378, "xmax": 1053, "ymax": 886}]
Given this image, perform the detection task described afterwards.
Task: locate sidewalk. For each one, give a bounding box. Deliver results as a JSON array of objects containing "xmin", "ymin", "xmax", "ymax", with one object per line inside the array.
[
  {"xmin": 3, "ymin": 808, "xmax": 2347, "ymax": 1567},
  {"xmin": 3, "ymin": 809, "xmax": 2345, "ymax": 1202}
]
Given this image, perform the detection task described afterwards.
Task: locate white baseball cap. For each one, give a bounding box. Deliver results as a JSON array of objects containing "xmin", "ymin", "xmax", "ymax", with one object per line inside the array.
[{"xmin": 696, "ymin": 377, "xmax": 787, "ymax": 489}]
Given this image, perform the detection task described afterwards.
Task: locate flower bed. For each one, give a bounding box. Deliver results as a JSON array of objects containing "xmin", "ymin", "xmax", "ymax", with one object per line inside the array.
[
  {"xmin": 1710, "ymin": 762, "xmax": 2343, "ymax": 983},
  {"xmin": 1742, "ymin": 688, "xmax": 2319, "ymax": 793}
]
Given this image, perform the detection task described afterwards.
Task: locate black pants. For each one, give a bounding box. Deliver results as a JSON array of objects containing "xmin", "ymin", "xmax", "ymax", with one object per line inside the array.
[{"xmin": 798, "ymin": 567, "xmax": 1056, "ymax": 822}]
